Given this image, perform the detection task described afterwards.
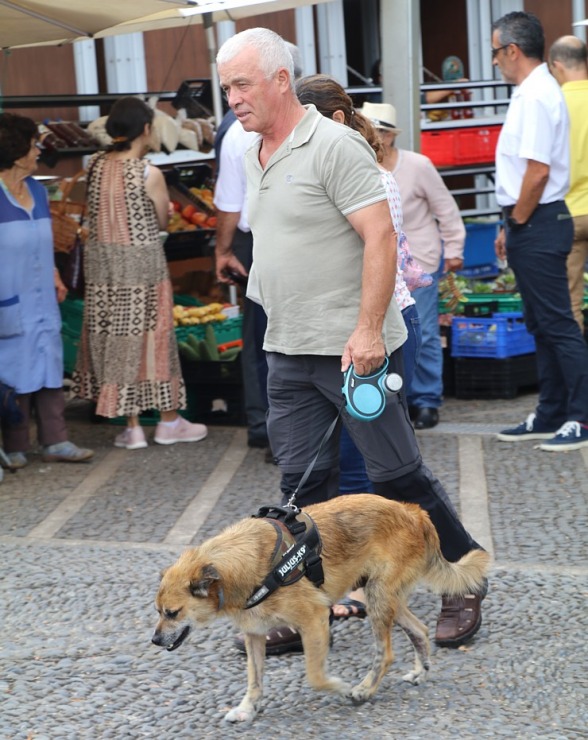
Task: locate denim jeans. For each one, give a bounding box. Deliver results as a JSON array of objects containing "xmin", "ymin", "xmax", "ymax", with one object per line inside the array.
[
  {"xmin": 407, "ymin": 267, "xmax": 443, "ymax": 409},
  {"xmin": 339, "ymin": 303, "xmax": 422, "ymax": 494},
  {"xmin": 505, "ymin": 201, "xmax": 588, "ymax": 425}
]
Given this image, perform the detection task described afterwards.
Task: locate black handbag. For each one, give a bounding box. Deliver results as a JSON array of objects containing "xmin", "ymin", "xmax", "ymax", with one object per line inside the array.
[
  {"xmin": 53, "ymin": 159, "xmax": 97, "ymax": 298},
  {"xmin": 59, "ymin": 229, "xmax": 85, "ymax": 297}
]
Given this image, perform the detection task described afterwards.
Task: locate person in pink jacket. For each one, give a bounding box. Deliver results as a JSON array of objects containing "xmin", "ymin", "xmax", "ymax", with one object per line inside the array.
[{"xmin": 362, "ymin": 102, "xmax": 465, "ymax": 429}]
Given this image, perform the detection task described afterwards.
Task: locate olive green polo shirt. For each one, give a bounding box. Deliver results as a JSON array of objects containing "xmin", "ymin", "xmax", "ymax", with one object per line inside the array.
[{"xmin": 245, "ymin": 104, "xmax": 406, "ymax": 356}]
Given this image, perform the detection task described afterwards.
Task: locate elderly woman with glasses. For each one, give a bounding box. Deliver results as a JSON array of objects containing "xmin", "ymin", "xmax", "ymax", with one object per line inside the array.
[{"xmin": 0, "ymin": 112, "xmax": 93, "ymax": 468}]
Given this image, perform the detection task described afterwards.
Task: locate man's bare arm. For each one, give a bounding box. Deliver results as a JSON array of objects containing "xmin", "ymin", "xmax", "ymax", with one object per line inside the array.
[
  {"xmin": 214, "ymin": 209, "xmax": 247, "ymax": 282},
  {"xmin": 343, "ymin": 199, "xmax": 397, "ymax": 376}
]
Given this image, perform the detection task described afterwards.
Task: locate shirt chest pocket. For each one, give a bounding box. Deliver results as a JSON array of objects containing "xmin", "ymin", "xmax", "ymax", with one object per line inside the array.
[{"xmin": 499, "ymin": 130, "xmax": 521, "ymax": 157}]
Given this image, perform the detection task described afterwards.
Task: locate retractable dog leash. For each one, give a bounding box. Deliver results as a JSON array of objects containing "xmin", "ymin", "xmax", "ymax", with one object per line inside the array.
[{"xmin": 286, "ymin": 360, "xmax": 403, "ymax": 507}]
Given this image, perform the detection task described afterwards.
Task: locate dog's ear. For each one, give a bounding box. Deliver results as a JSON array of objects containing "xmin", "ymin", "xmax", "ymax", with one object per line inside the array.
[
  {"xmin": 189, "ymin": 564, "xmax": 220, "ymax": 598},
  {"xmin": 159, "ymin": 566, "xmax": 170, "ymax": 581}
]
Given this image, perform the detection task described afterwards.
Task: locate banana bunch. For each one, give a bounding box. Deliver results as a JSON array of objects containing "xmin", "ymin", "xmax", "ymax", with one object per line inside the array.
[{"xmin": 173, "ymin": 303, "xmax": 227, "ymax": 327}]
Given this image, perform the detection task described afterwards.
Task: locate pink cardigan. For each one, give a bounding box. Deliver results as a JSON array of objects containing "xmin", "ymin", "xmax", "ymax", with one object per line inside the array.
[{"xmin": 392, "ymin": 149, "xmax": 465, "ymax": 273}]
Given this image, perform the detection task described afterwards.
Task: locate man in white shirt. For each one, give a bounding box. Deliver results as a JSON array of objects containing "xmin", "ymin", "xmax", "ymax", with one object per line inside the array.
[
  {"xmin": 213, "ymin": 113, "xmax": 268, "ymax": 449},
  {"xmin": 492, "ymin": 11, "xmax": 588, "ymax": 451}
]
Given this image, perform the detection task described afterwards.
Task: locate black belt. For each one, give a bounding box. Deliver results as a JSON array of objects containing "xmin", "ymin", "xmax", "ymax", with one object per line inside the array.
[{"xmin": 502, "ymin": 201, "xmax": 564, "ymax": 217}]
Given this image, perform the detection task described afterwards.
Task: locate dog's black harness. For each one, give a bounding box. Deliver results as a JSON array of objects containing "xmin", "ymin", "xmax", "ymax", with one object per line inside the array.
[{"xmin": 245, "ymin": 505, "xmax": 325, "ymax": 609}]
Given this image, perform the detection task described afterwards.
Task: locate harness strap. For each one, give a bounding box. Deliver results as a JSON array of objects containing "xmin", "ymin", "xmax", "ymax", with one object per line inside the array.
[{"xmin": 245, "ymin": 509, "xmax": 325, "ymax": 609}]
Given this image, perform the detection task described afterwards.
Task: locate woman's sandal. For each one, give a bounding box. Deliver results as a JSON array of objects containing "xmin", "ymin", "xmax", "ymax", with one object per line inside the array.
[{"xmin": 331, "ymin": 596, "xmax": 368, "ymax": 621}]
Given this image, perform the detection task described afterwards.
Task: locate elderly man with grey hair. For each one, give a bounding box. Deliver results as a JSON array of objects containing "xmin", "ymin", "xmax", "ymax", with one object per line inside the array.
[{"xmin": 216, "ymin": 26, "xmax": 487, "ymax": 656}]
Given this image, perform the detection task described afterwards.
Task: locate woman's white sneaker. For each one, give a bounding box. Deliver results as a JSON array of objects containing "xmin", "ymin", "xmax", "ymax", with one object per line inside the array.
[
  {"xmin": 154, "ymin": 417, "xmax": 208, "ymax": 445},
  {"xmin": 114, "ymin": 427, "xmax": 148, "ymax": 450}
]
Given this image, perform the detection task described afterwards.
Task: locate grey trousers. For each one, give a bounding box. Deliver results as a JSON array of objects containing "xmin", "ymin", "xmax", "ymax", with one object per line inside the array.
[{"xmin": 266, "ymin": 351, "xmax": 480, "ymax": 562}]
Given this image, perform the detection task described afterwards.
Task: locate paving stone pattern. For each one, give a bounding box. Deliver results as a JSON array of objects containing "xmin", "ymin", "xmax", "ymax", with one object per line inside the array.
[{"xmin": 0, "ymin": 392, "xmax": 586, "ymax": 739}]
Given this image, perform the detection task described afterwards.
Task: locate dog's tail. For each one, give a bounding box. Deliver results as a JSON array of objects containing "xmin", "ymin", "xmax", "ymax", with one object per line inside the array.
[{"xmin": 421, "ymin": 515, "xmax": 490, "ymax": 596}]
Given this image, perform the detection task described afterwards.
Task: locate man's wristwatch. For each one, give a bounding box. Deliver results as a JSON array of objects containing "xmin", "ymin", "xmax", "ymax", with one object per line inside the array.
[{"xmin": 506, "ymin": 215, "xmax": 525, "ymax": 230}]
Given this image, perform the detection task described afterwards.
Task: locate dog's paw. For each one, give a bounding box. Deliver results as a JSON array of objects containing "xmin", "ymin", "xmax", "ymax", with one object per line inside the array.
[
  {"xmin": 402, "ymin": 667, "xmax": 428, "ymax": 685},
  {"xmin": 349, "ymin": 684, "xmax": 374, "ymax": 704},
  {"xmin": 224, "ymin": 706, "xmax": 256, "ymax": 723}
]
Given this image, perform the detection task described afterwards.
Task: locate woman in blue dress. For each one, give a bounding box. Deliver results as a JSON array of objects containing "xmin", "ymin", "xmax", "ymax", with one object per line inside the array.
[{"xmin": 0, "ymin": 113, "xmax": 93, "ymax": 467}]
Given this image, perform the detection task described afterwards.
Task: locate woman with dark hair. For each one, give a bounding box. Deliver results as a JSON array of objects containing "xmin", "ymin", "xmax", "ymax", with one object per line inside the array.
[
  {"xmin": 0, "ymin": 112, "xmax": 93, "ymax": 466},
  {"xmin": 295, "ymin": 75, "xmax": 430, "ymax": 619},
  {"xmin": 73, "ymin": 97, "xmax": 207, "ymax": 449}
]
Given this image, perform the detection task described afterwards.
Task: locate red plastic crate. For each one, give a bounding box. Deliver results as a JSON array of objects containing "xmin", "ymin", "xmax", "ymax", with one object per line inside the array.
[
  {"xmin": 421, "ymin": 131, "xmax": 457, "ymax": 166},
  {"xmin": 455, "ymin": 126, "xmax": 501, "ymax": 164}
]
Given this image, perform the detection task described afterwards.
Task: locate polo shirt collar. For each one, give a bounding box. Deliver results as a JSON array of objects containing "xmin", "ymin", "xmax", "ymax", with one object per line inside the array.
[
  {"xmin": 288, "ymin": 104, "xmax": 323, "ymax": 149},
  {"xmin": 247, "ymin": 105, "xmax": 322, "ymax": 171}
]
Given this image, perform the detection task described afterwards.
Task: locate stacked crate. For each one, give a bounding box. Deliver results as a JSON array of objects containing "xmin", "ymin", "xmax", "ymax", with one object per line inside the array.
[{"xmin": 450, "ymin": 311, "xmax": 537, "ymax": 398}]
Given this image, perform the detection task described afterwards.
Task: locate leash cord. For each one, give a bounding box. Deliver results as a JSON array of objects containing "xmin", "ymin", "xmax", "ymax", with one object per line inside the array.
[{"xmin": 286, "ymin": 400, "xmax": 346, "ymax": 508}]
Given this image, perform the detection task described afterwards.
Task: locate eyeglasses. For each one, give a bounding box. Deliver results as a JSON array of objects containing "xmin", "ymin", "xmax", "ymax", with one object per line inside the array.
[{"xmin": 491, "ymin": 44, "xmax": 511, "ymax": 59}]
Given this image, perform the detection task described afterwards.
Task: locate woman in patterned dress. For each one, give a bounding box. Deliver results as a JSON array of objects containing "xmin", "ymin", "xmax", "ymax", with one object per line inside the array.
[{"xmin": 73, "ymin": 97, "xmax": 207, "ymax": 450}]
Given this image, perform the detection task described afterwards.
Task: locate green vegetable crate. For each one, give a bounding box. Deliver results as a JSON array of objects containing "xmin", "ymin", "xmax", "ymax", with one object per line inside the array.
[{"xmin": 439, "ymin": 293, "xmax": 523, "ymax": 316}]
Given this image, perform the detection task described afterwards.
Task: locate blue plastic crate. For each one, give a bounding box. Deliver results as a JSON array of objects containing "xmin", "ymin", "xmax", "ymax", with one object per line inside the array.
[
  {"xmin": 451, "ymin": 312, "xmax": 535, "ymax": 359},
  {"xmin": 461, "ymin": 221, "xmax": 499, "ymax": 269}
]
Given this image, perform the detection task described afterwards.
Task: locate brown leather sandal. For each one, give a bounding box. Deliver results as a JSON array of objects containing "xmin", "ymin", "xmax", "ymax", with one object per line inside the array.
[
  {"xmin": 233, "ymin": 626, "xmax": 303, "ymax": 656},
  {"xmin": 434, "ymin": 592, "xmax": 484, "ymax": 648}
]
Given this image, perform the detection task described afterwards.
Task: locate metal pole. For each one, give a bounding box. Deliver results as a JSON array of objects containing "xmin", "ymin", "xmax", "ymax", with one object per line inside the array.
[
  {"xmin": 572, "ymin": 0, "xmax": 587, "ymax": 42},
  {"xmin": 204, "ymin": 13, "xmax": 224, "ymax": 127},
  {"xmin": 380, "ymin": 0, "xmax": 421, "ymax": 152}
]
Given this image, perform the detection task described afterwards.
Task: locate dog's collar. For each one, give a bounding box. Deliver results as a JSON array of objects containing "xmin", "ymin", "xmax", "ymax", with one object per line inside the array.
[{"xmin": 245, "ymin": 505, "xmax": 324, "ymax": 609}]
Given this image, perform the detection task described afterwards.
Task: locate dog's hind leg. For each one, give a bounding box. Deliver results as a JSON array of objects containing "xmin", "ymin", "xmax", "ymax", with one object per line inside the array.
[
  {"xmin": 225, "ymin": 633, "xmax": 266, "ymax": 723},
  {"xmin": 300, "ymin": 614, "xmax": 352, "ymax": 696},
  {"xmin": 396, "ymin": 601, "xmax": 431, "ymax": 685}
]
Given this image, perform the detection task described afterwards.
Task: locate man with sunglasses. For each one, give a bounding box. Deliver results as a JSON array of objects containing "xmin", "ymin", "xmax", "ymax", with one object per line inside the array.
[{"xmin": 492, "ymin": 11, "xmax": 588, "ymax": 452}]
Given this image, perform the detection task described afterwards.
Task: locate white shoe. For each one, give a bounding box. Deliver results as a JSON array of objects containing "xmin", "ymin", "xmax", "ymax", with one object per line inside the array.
[
  {"xmin": 114, "ymin": 427, "xmax": 148, "ymax": 450},
  {"xmin": 154, "ymin": 417, "xmax": 208, "ymax": 445}
]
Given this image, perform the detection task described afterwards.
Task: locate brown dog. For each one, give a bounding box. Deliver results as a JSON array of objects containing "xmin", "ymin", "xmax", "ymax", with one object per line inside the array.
[{"xmin": 152, "ymin": 494, "xmax": 490, "ymax": 723}]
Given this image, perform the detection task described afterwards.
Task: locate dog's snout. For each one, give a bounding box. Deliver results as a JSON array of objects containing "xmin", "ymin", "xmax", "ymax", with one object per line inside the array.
[{"xmin": 151, "ymin": 630, "xmax": 163, "ymax": 646}]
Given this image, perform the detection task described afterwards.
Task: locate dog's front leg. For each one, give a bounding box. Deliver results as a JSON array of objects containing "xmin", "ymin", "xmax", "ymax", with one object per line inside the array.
[
  {"xmin": 301, "ymin": 616, "xmax": 352, "ymax": 696},
  {"xmin": 225, "ymin": 633, "xmax": 266, "ymax": 723}
]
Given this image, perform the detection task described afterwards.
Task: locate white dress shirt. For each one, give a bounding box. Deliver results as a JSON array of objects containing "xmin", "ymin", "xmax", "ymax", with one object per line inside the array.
[{"xmin": 495, "ymin": 63, "xmax": 569, "ymax": 207}]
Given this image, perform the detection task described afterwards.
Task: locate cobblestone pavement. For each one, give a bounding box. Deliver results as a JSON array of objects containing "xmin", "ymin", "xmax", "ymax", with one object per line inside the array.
[{"xmin": 1, "ymin": 392, "xmax": 587, "ymax": 740}]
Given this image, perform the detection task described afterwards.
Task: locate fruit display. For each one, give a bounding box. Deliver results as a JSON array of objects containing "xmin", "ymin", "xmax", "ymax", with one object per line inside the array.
[
  {"xmin": 173, "ymin": 302, "xmax": 228, "ymax": 326},
  {"xmin": 166, "ymin": 184, "xmax": 216, "ymax": 235},
  {"xmin": 188, "ymin": 186, "xmax": 215, "ymax": 213}
]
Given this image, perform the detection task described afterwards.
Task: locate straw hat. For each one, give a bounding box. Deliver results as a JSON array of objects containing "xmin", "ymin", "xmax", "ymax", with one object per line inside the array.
[{"xmin": 360, "ymin": 102, "xmax": 402, "ymax": 134}]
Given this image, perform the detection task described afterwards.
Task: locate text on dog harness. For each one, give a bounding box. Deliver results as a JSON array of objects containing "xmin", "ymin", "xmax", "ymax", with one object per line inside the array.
[{"xmin": 245, "ymin": 505, "xmax": 324, "ymax": 609}]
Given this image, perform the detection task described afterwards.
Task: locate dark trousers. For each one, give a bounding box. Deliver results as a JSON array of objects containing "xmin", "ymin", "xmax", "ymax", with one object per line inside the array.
[
  {"xmin": 1, "ymin": 387, "xmax": 67, "ymax": 453},
  {"xmin": 267, "ymin": 351, "xmax": 480, "ymax": 562},
  {"xmin": 232, "ymin": 229, "xmax": 269, "ymax": 444},
  {"xmin": 505, "ymin": 201, "xmax": 588, "ymax": 425},
  {"xmin": 339, "ymin": 302, "xmax": 422, "ymax": 495}
]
